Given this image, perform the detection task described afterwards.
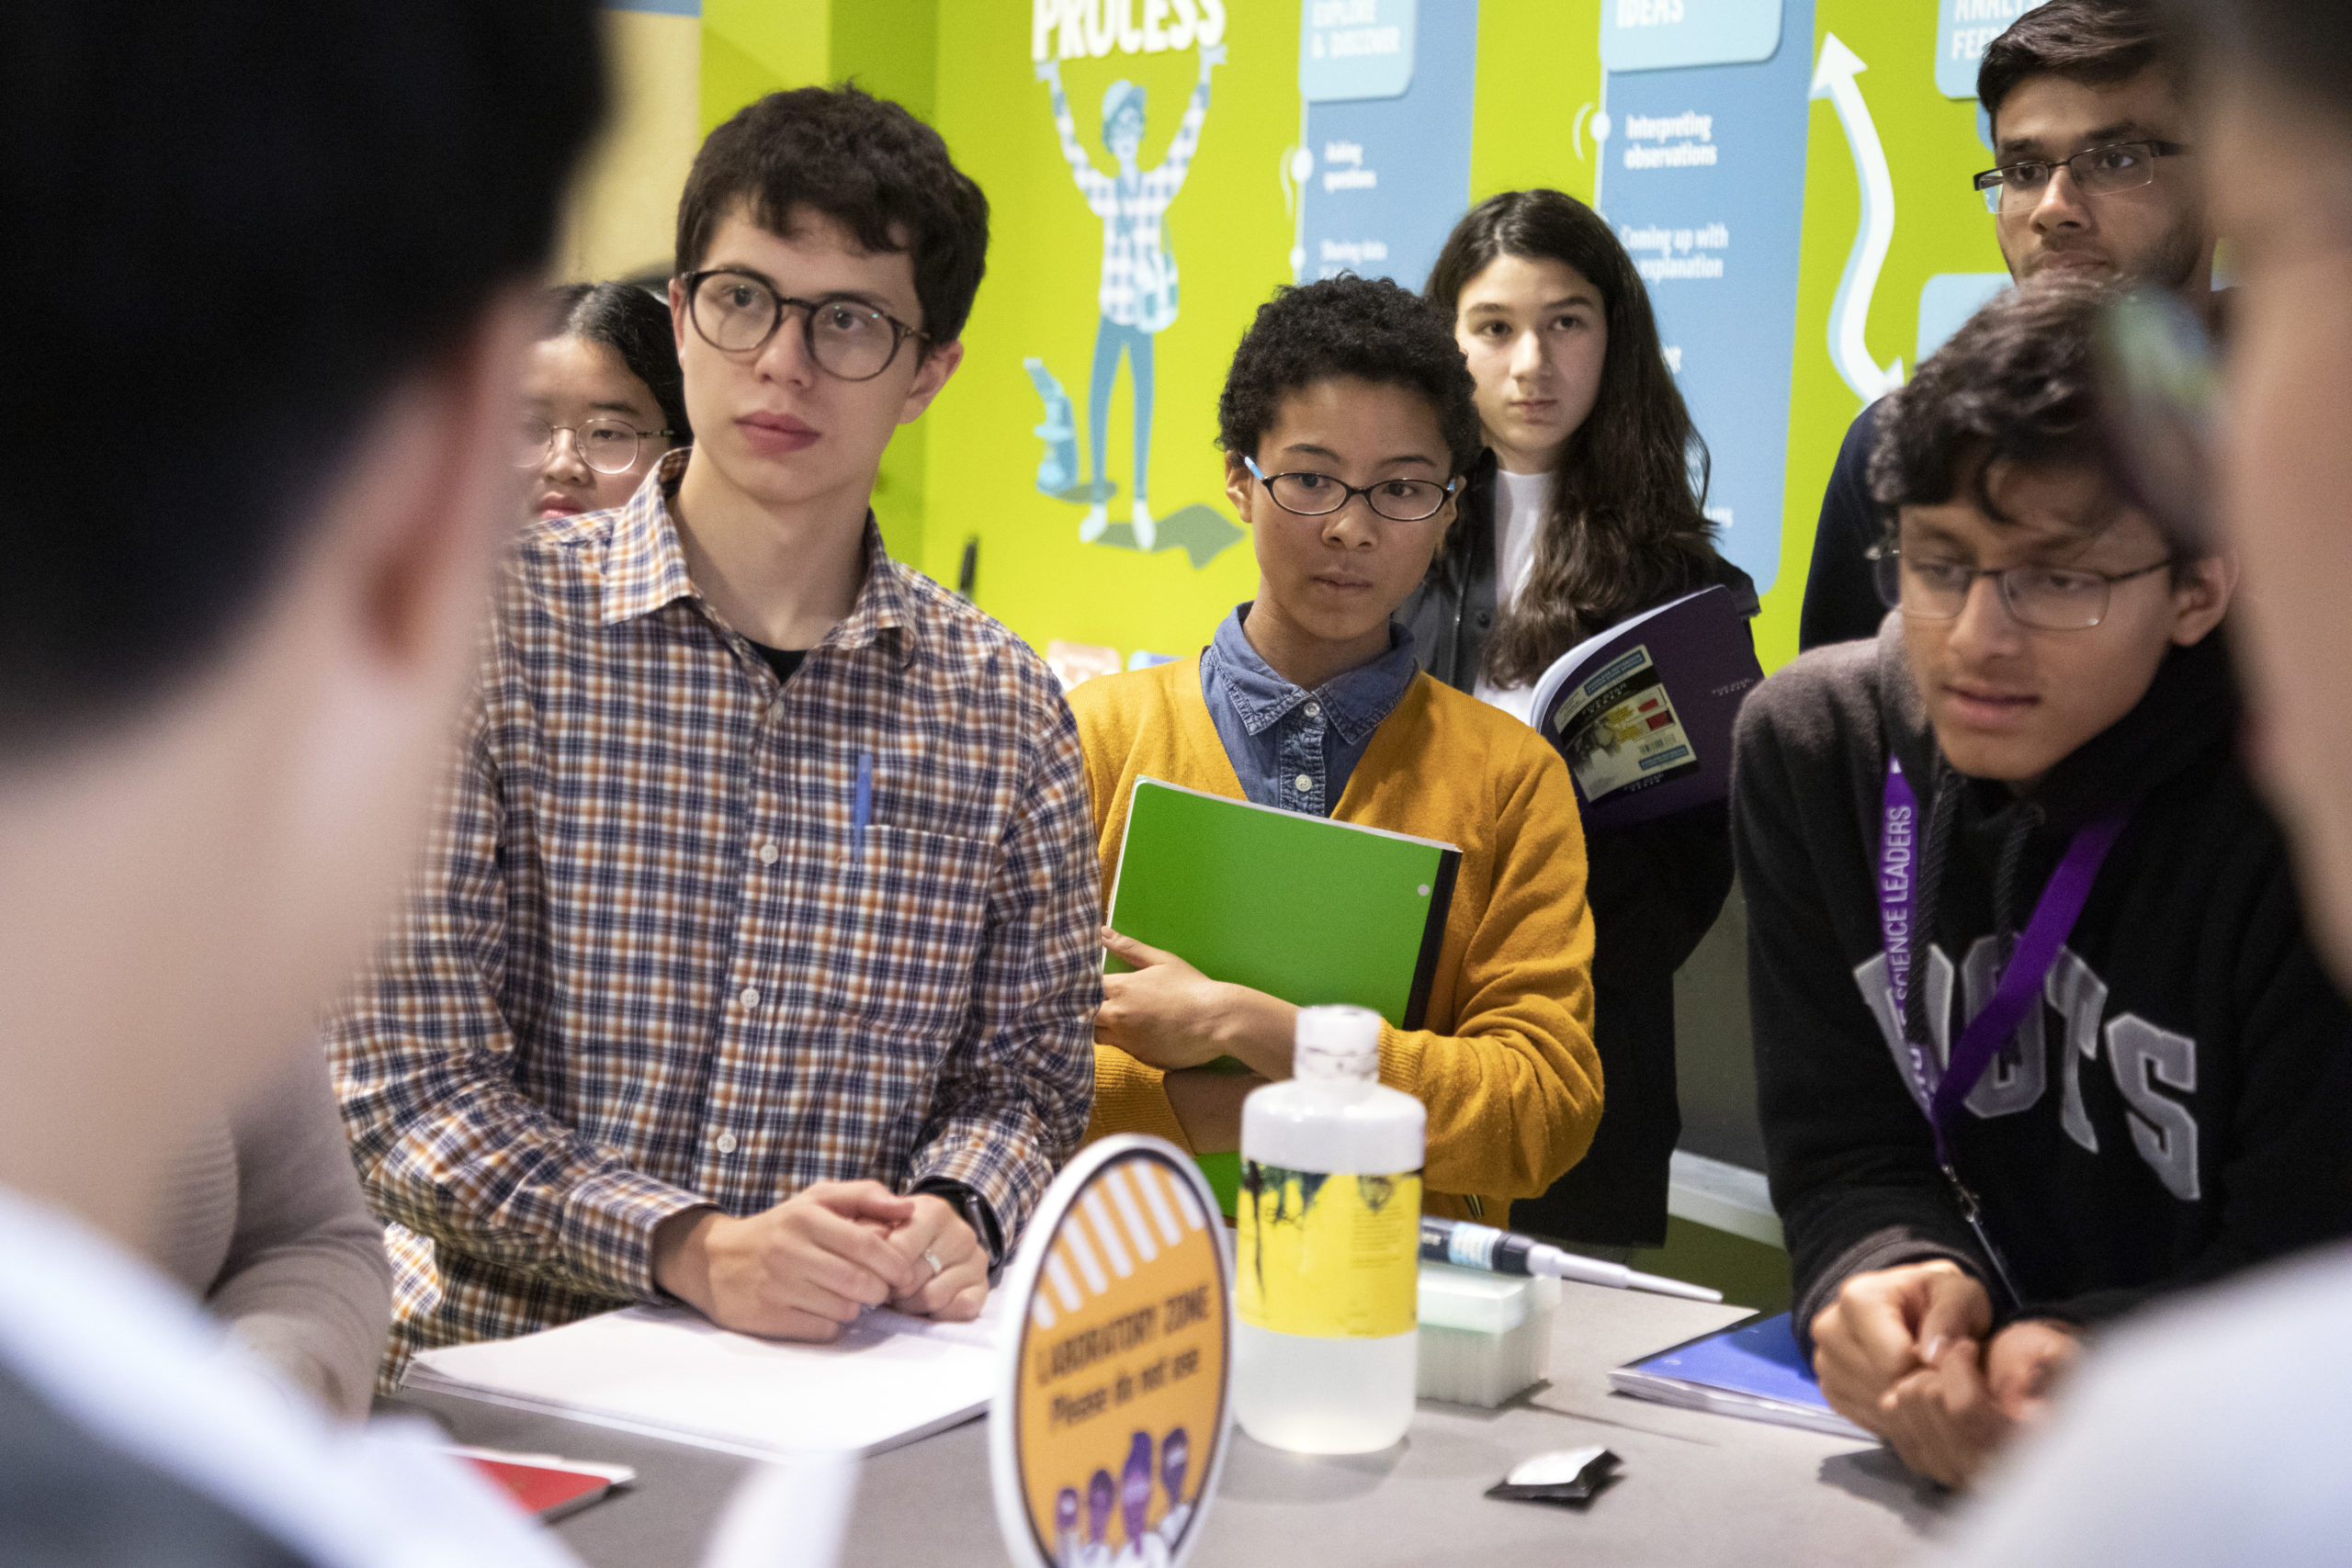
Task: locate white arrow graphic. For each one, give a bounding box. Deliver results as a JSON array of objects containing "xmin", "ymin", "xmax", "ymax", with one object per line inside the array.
[{"xmin": 1813, "ymin": 33, "xmax": 1905, "ymax": 402}]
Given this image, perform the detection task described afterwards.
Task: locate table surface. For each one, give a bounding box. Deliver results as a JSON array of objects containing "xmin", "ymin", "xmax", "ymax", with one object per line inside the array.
[{"xmin": 389, "ymin": 1282, "xmax": 1949, "ymax": 1567}]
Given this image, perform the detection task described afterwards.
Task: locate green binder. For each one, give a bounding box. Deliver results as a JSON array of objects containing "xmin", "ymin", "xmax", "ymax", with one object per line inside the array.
[{"xmin": 1105, "ymin": 777, "xmax": 1461, "ymax": 1213}]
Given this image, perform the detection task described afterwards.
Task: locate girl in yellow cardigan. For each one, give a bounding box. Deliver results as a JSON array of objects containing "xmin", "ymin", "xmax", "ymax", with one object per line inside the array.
[{"xmin": 1071, "ymin": 275, "xmax": 1601, "ymax": 1226}]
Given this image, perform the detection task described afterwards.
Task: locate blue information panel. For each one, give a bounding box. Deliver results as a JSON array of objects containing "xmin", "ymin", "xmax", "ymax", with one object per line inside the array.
[
  {"xmin": 1300, "ymin": 0, "xmax": 1418, "ymax": 100},
  {"xmin": 1596, "ymin": 0, "xmax": 1813, "ymax": 596},
  {"xmin": 1295, "ymin": 0, "xmax": 1477, "ymax": 290},
  {"xmin": 1917, "ymin": 273, "xmax": 2009, "ymax": 366},
  {"xmin": 1934, "ymin": 0, "xmax": 2047, "ymax": 99},
  {"xmin": 1601, "ymin": 0, "xmax": 1782, "ymax": 73}
]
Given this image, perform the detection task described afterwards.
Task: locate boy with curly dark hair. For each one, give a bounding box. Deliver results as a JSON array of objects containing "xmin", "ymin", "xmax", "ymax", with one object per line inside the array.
[
  {"xmin": 331, "ymin": 85, "xmax": 1102, "ymax": 1370},
  {"xmin": 1072, "ymin": 275, "xmax": 1602, "ymax": 1224}
]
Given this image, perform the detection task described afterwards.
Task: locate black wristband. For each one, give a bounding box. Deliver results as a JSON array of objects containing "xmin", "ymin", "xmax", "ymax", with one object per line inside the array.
[{"xmin": 913, "ymin": 1179, "xmax": 1003, "ymax": 1270}]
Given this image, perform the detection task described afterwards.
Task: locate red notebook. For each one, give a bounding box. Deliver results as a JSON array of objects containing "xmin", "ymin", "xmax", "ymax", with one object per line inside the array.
[{"xmin": 452, "ymin": 1447, "xmax": 637, "ymax": 1522}]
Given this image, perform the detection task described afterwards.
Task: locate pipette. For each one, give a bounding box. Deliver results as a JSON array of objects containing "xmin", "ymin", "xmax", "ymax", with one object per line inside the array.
[{"xmin": 1420, "ymin": 1217, "xmax": 1724, "ymax": 1303}]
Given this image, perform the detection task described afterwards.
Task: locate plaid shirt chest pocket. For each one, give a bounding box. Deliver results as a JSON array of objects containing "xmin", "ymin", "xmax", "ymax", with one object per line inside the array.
[{"xmin": 811, "ymin": 819, "xmax": 1001, "ymax": 1038}]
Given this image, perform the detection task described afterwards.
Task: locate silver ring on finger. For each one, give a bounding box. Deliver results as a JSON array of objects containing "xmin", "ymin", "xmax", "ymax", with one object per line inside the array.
[{"xmin": 923, "ymin": 1247, "xmax": 944, "ymax": 1278}]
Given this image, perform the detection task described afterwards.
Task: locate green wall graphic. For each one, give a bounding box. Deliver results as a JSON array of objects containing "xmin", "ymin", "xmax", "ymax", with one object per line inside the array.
[{"xmin": 696, "ymin": 0, "xmax": 2016, "ymax": 675}]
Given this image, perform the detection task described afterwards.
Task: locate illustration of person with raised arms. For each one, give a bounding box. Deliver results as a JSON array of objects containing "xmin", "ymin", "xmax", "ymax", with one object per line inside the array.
[{"xmin": 1035, "ymin": 38, "xmax": 1225, "ymax": 552}]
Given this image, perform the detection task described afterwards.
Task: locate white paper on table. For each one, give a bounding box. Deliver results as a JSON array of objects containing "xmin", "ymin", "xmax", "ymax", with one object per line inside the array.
[{"xmin": 406, "ymin": 1298, "xmax": 1003, "ymax": 1460}]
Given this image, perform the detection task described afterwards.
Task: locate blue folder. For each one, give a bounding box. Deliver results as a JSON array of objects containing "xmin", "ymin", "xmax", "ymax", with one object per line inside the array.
[{"xmin": 1609, "ymin": 1313, "xmax": 1876, "ymax": 1441}]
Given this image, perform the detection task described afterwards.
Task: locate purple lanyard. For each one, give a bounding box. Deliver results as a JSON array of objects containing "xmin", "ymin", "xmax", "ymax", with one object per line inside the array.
[{"xmin": 1878, "ymin": 759, "xmax": 2128, "ymax": 1167}]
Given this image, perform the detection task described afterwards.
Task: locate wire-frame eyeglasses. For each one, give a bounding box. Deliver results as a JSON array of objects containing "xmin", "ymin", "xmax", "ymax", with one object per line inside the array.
[
  {"xmin": 1972, "ymin": 140, "xmax": 2191, "ymax": 215},
  {"xmin": 1871, "ymin": 543, "xmax": 2176, "ymax": 632},
  {"xmin": 514, "ymin": 417, "xmax": 674, "ymax": 476}
]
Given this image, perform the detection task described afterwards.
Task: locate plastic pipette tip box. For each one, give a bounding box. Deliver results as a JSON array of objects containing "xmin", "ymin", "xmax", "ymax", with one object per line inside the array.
[{"xmin": 1416, "ymin": 1262, "xmax": 1559, "ymax": 1408}]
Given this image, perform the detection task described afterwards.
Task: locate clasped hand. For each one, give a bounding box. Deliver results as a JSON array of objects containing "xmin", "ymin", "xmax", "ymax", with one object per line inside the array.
[
  {"xmin": 1096, "ymin": 927, "xmax": 1293, "ymax": 1077},
  {"xmin": 1810, "ymin": 1259, "xmax": 2080, "ymax": 1488},
  {"xmin": 651, "ymin": 1180, "xmax": 986, "ymax": 1343}
]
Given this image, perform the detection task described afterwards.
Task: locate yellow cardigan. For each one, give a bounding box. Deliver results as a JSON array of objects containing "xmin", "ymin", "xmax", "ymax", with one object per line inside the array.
[{"xmin": 1069, "ymin": 656, "xmax": 1601, "ymax": 1225}]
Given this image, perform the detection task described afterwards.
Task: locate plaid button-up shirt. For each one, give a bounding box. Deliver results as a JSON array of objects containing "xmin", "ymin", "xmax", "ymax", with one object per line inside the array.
[{"xmin": 330, "ymin": 450, "xmax": 1101, "ymax": 1369}]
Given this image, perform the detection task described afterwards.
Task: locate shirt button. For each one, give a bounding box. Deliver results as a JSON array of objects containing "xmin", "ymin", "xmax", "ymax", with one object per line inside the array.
[
  {"xmin": 757, "ymin": 842, "xmax": 780, "ymax": 864},
  {"xmin": 739, "ymin": 987, "xmax": 760, "ymax": 1010},
  {"xmin": 714, "ymin": 1133, "xmax": 738, "ymax": 1155},
  {"xmin": 1294, "ymin": 773, "xmax": 1314, "ymax": 793},
  {"xmin": 1304, "ymin": 700, "xmax": 1322, "ymax": 719}
]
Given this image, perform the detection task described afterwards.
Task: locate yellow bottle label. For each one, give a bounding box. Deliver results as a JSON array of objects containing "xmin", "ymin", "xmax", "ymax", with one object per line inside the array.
[{"xmin": 1234, "ymin": 1161, "xmax": 1421, "ymax": 1338}]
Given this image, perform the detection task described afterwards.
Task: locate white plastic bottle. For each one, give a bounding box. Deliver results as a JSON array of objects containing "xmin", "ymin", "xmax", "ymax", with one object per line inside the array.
[{"xmin": 1232, "ymin": 1005, "xmax": 1427, "ymax": 1454}]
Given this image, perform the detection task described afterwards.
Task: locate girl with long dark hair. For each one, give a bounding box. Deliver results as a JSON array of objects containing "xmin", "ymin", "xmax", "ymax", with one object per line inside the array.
[{"xmin": 1404, "ymin": 188, "xmax": 1756, "ymax": 1251}]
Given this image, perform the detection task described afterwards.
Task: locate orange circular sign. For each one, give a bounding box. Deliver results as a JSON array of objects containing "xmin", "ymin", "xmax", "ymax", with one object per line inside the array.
[{"xmin": 991, "ymin": 1137, "xmax": 1232, "ymax": 1568}]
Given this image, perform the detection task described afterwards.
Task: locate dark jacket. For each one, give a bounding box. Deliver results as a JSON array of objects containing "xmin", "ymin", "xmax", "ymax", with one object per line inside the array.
[
  {"xmin": 1397, "ymin": 452, "xmax": 1756, "ymax": 1246},
  {"xmin": 1797, "ymin": 400, "xmax": 1888, "ymax": 652},
  {"xmin": 1733, "ymin": 622, "xmax": 2352, "ymax": 1348}
]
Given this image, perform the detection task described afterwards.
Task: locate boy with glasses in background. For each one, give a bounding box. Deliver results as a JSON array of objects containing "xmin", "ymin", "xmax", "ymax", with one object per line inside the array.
[
  {"xmin": 332, "ymin": 86, "xmax": 1102, "ymax": 1371},
  {"xmin": 1801, "ymin": 0, "xmax": 2211, "ymax": 649},
  {"xmin": 1733, "ymin": 276, "xmax": 2352, "ymax": 1489},
  {"xmin": 1071, "ymin": 276, "xmax": 1602, "ymax": 1223}
]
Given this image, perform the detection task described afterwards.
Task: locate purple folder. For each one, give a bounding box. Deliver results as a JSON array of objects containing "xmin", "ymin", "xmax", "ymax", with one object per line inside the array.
[{"xmin": 1526, "ymin": 584, "xmax": 1763, "ymax": 834}]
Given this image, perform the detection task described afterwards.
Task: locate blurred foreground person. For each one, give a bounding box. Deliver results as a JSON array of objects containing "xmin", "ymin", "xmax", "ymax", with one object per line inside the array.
[
  {"xmin": 1939, "ymin": 3, "xmax": 2352, "ymax": 1562},
  {"xmin": 0, "ymin": 1, "xmax": 602, "ymax": 1562}
]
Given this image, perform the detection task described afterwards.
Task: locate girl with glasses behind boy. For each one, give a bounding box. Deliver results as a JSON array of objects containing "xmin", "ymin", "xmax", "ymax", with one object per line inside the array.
[{"xmin": 520, "ymin": 281, "xmax": 689, "ymax": 521}]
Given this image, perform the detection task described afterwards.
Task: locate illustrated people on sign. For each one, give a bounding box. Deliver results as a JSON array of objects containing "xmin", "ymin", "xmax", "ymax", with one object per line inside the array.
[
  {"xmin": 1035, "ymin": 42, "xmax": 1227, "ymax": 553},
  {"xmin": 1112, "ymin": 1429, "xmax": 1169, "ymax": 1568},
  {"xmin": 1055, "ymin": 1486, "xmax": 1081, "ymax": 1568},
  {"xmin": 1157, "ymin": 1427, "xmax": 1193, "ymax": 1544},
  {"xmin": 1081, "ymin": 1468, "xmax": 1117, "ymax": 1568}
]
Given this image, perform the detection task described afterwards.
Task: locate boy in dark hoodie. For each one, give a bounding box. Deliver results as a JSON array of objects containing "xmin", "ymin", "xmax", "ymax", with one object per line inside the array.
[{"xmin": 1733, "ymin": 276, "xmax": 2352, "ymax": 1487}]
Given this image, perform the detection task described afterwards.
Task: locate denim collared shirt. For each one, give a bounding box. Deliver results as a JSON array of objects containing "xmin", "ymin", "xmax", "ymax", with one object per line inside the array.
[{"xmin": 1199, "ymin": 604, "xmax": 1420, "ymax": 818}]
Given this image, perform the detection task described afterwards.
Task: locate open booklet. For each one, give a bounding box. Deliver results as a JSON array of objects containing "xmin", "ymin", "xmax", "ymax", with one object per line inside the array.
[
  {"xmin": 406, "ymin": 1296, "xmax": 1003, "ymax": 1460},
  {"xmin": 1525, "ymin": 584, "xmax": 1763, "ymax": 834}
]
